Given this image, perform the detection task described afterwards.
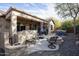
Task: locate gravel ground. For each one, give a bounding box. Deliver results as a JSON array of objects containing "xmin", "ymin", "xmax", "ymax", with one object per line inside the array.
[{"xmin": 29, "ymin": 33, "xmax": 79, "ymax": 56}]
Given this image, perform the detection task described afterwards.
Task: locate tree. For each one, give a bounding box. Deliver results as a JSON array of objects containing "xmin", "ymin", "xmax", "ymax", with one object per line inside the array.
[
  {"xmin": 62, "ymin": 20, "xmax": 73, "ymax": 30},
  {"xmin": 53, "ymin": 19, "xmax": 62, "ymax": 30},
  {"xmin": 76, "ymin": 17, "xmax": 79, "ymax": 25},
  {"xmin": 76, "ymin": 17, "xmax": 79, "ymax": 33},
  {"xmin": 55, "ymin": 3, "xmax": 79, "ymax": 34}
]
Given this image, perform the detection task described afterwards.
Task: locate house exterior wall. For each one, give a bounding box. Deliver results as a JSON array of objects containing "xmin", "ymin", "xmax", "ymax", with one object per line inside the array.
[
  {"xmin": 0, "ymin": 17, "xmax": 6, "ymax": 48},
  {"xmin": 0, "ymin": 8, "xmax": 54, "ymax": 47},
  {"xmin": 4, "ymin": 10, "xmax": 40, "ymax": 46},
  {"xmin": 4, "ymin": 21, "xmax": 10, "ymax": 46},
  {"xmin": 48, "ymin": 20, "xmax": 54, "ymax": 34},
  {"xmin": 0, "ymin": 17, "xmax": 10, "ymax": 47}
]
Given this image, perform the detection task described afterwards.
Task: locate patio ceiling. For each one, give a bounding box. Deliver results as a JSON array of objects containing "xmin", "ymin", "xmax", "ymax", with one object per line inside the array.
[{"xmin": 17, "ymin": 16, "xmax": 40, "ymax": 25}]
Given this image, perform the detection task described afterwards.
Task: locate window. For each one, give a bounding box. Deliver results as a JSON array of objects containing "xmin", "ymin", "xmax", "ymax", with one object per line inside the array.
[
  {"xmin": 51, "ymin": 25, "xmax": 53, "ymax": 30},
  {"xmin": 17, "ymin": 25, "xmax": 20, "ymax": 31},
  {"xmin": 17, "ymin": 22, "xmax": 25, "ymax": 31},
  {"xmin": 25, "ymin": 25, "xmax": 29, "ymax": 30},
  {"xmin": 31, "ymin": 24, "xmax": 37, "ymax": 30},
  {"xmin": 34, "ymin": 24, "xmax": 37, "ymax": 30},
  {"xmin": 21, "ymin": 26, "xmax": 25, "ymax": 31}
]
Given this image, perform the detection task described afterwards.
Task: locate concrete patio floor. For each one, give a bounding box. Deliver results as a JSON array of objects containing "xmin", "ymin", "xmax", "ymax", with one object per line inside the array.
[
  {"xmin": 5, "ymin": 34, "xmax": 59, "ymax": 56},
  {"xmin": 29, "ymin": 33, "xmax": 79, "ymax": 56},
  {"xmin": 27, "ymin": 38, "xmax": 59, "ymax": 54},
  {"xmin": 5, "ymin": 33, "xmax": 79, "ymax": 56}
]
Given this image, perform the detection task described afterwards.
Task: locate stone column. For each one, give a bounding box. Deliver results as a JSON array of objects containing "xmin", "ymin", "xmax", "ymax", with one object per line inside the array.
[
  {"xmin": 48, "ymin": 21, "xmax": 51, "ymax": 35},
  {"xmin": 40, "ymin": 22, "xmax": 43, "ymax": 33},
  {"xmin": 10, "ymin": 13, "xmax": 18, "ymax": 45}
]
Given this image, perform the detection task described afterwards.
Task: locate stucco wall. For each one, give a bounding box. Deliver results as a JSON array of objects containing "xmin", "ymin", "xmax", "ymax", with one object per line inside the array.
[
  {"xmin": 0, "ymin": 17, "xmax": 10, "ymax": 47},
  {"xmin": 17, "ymin": 30, "xmax": 37, "ymax": 44},
  {"xmin": 4, "ymin": 32, "xmax": 9, "ymax": 46},
  {"xmin": 5, "ymin": 21, "xmax": 10, "ymax": 32},
  {"xmin": 0, "ymin": 17, "xmax": 6, "ymax": 49},
  {"xmin": 4, "ymin": 20, "xmax": 10, "ymax": 46}
]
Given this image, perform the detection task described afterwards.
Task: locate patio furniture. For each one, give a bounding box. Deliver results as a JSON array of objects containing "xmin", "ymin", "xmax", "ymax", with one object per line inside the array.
[
  {"xmin": 48, "ymin": 36, "xmax": 58, "ymax": 49},
  {"xmin": 38, "ymin": 35, "xmax": 44, "ymax": 39},
  {"xmin": 24, "ymin": 37, "xmax": 37, "ymax": 46},
  {"xmin": 56, "ymin": 30, "xmax": 66, "ymax": 36},
  {"xmin": 56, "ymin": 36, "xmax": 64, "ymax": 44},
  {"xmin": 47, "ymin": 35, "xmax": 64, "ymax": 49}
]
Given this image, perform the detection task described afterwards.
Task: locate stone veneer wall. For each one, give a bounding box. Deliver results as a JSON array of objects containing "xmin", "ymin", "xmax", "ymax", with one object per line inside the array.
[{"xmin": 17, "ymin": 30, "xmax": 37, "ymax": 44}]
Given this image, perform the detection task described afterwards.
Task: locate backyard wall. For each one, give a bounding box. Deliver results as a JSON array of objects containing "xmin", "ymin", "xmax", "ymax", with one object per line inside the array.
[{"xmin": 17, "ymin": 30, "xmax": 37, "ymax": 44}]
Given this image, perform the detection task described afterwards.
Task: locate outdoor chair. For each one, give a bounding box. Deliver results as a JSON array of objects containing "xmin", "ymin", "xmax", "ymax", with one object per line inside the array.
[
  {"xmin": 48, "ymin": 36, "xmax": 58, "ymax": 49},
  {"xmin": 56, "ymin": 36, "xmax": 64, "ymax": 45},
  {"xmin": 24, "ymin": 40, "xmax": 33, "ymax": 46},
  {"xmin": 24, "ymin": 38, "xmax": 37, "ymax": 46}
]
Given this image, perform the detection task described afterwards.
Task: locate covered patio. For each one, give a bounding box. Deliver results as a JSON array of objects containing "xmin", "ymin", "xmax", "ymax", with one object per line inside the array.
[{"xmin": 5, "ymin": 7, "xmax": 48, "ymax": 46}]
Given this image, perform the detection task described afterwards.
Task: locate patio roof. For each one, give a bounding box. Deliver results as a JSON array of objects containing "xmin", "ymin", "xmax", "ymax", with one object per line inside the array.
[
  {"xmin": 5, "ymin": 7, "xmax": 47, "ymax": 23},
  {"xmin": 0, "ymin": 10, "xmax": 5, "ymax": 17}
]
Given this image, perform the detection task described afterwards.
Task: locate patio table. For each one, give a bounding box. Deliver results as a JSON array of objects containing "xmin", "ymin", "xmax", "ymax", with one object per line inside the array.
[{"xmin": 56, "ymin": 36, "xmax": 64, "ymax": 44}]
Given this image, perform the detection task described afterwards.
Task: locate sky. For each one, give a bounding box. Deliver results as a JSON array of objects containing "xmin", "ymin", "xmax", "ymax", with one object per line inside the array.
[{"xmin": 0, "ymin": 3, "xmax": 62, "ymax": 20}]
